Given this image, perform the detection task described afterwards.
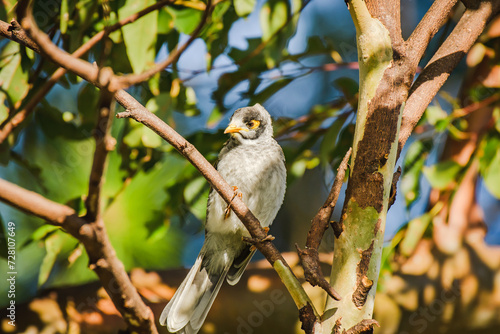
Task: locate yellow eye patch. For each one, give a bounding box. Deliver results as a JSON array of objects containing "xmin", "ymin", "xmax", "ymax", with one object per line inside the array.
[{"xmin": 247, "ymin": 120, "xmax": 260, "ymax": 129}]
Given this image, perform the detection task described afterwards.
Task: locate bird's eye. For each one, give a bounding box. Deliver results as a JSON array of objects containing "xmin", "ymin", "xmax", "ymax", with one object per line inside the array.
[{"xmin": 247, "ymin": 120, "xmax": 260, "ymax": 129}]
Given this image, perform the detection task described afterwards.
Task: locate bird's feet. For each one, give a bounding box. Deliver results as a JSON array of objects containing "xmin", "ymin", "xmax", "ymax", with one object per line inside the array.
[
  {"xmin": 244, "ymin": 227, "xmax": 275, "ymax": 251},
  {"xmin": 224, "ymin": 186, "xmax": 242, "ymax": 219}
]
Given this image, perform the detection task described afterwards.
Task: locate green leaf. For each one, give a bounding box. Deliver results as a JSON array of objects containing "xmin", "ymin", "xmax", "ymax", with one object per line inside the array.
[
  {"xmin": 207, "ymin": 105, "xmax": 224, "ymax": 127},
  {"xmin": 304, "ymin": 36, "xmax": 330, "ymax": 54},
  {"xmin": 6, "ymin": 62, "xmax": 30, "ymax": 103},
  {"xmin": 479, "ymin": 136, "xmax": 500, "ymax": 198},
  {"xmin": 0, "ymin": 42, "xmax": 29, "ymax": 104},
  {"xmin": 69, "ymin": 0, "xmax": 99, "ymax": 52},
  {"xmin": 109, "ymin": 41, "xmax": 134, "ymax": 74},
  {"xmin": 493, "ymin": 107, "xmax": 500, "ymax": 134},
  {"xmin": 401, "ymin": 156, "xmax": 425, "ymax": 205},
  {"xmin": 290, "ymin": 159, "xmax": 307, "ymax": 178},
  {"xmin": 39, "ymin": 230, "xmax": 95, "ymax": 288},
  {"xmin": 328, "ymin": 123, "xmax": 355, "ymax": 167},
  {"xmin": 102, "ymin": 149, "xmax": 127, "ymax": 201},
  {"xmin": 0, "ymin": 95, "xmax": 8, "ymax": 124},
  {"xmin": 18, "ymin": 113, "xmax": 93, "ymax": 204},
  {"xmin": 77, "ymin": 83, "xmax": 100, "ymax": 126},
  {"xmin": 141, "ymin": 128, "xmax": 163, "ymax": 148},
  {"xmin": 425, "ymin": 106, "xmax": 447, "ymax": 126},
  {"xmin": 173, "ymin": 85, "xmax": 200, "ymax": 117},
  {"xmin": 118, "ymin": 0, "xmax": 158, "ymax": 73},
  {"xmin": 205, "ymin": 2, "xmax": 237, "ymax": 68},
  {"xmin": 399, "ymin": 214, "xmax": 432, "ymax": 257},
  {"xmin": 38, "ymin": 232, "xmax": 64, "ymax": 287},
  {"xmin": 422, "ymin": 160, "xmax": 462, "ymax": 190},
  {"xmin": 21, "ymin": 225, "xmax": 60, "ymax": 248},
  {"xmin": 157, "ymin": 8, "xmax": 174, "ymax": 34},
  {"xmin": 0, "ymin": 0, "xmax": 17, "ymax": 21},
  {"xmin": 234, "ymin": 0, "xmax": 257, "ymax": 17},
  {"xmin": 167, "ymin": 7, "xmax": 203, "ymax": 35},
  {"xmin": 212, "ymin": 39, "xmax": 269, "ymax": 108},
  {"xmin": 102, "ymin": 155, "xmax": 188, "ymax": 269},
  {"xmin": 380, "ymin": 229, "xmax": 405, "ymax": 277},
  {"xmin": 184, "ymin": 176, "xmax": 209, "ymax": 220},
  {"xmin": 145, "ymin": 93, "xmax": 172, "ymax": 119},
  {"xmin": 259, "ymin": 0, "xmax": 293, "ymax": 68},
  {"xmin": 401, "ymin": 140, "xmax": 431, "ymax": 206},
  {"xmin": 260, "ymin": 0, "xmax": 288, "ymax": 42},
  {"xmin": 123, "ymin": 124, "xmax": 162, "ymax": 148}
]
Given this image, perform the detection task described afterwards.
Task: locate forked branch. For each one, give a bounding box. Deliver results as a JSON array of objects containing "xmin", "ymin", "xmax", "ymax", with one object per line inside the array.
[{"xmin": 296, "ymin": 148, "xmax": 351, "ymax": 301}]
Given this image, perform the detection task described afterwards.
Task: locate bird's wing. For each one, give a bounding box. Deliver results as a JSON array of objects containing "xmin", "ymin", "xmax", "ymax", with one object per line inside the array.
[{"xmin": 226, "ymin": 245, "xmax": 256, "ymax": 285}]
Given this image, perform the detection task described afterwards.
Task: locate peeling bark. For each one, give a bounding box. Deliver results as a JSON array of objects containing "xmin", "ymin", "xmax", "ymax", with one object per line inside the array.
[
  {"xmin": 352, "ymin": 242, "xmax": 375, "ymax": 308},
  {"xmin": 299, "ymin": 303, "xmax": 317, "ymax": 334},
  {"xmin": 345, "ymin": 319, "xmax": 380, "ymax": 334}
]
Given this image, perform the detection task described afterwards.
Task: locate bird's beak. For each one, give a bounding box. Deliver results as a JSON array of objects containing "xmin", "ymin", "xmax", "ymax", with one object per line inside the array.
[{"xmin": 224, "ymin": 124, "xmax": 248, "ymax": 134}]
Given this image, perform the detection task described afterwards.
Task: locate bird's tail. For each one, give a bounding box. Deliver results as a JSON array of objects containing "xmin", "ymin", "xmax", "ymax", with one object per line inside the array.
[{"xmin": 160, "ymin": 253, "xmax": 230, "ymax": 334}]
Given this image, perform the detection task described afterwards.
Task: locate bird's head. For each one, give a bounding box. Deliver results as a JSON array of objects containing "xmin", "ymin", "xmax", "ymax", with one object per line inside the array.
[{"xmin": 224, "ymin": 104, "xmax": 273, "ymax": 144}]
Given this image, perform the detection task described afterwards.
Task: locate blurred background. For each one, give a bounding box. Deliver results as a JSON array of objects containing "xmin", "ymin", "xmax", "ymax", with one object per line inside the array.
[{"xmin": 0, "ymin": 0, "xmax": 499, "ymax": 333}]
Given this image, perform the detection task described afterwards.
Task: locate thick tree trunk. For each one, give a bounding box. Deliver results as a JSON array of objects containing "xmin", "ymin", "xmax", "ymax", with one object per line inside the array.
[{"xmin": 322, "ymin": 1, "xmax": 408, "ymax": 331}]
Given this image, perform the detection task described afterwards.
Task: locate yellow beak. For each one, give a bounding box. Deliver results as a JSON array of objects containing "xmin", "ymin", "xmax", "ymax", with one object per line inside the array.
[{"xmin": 224, "ymin": 124, "xmax": 248, "ymax": 134}]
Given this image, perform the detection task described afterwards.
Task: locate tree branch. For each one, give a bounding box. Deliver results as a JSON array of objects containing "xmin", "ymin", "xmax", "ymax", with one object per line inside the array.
[
  {"xmin": 0, "ymin": 178, "xmax": 84, "ymax": 232},
  {"xmin": 296, "ymin": 148, "xmax": 351, "ymax": 301},
  {"xmin": 0, "ymin": 0, "xmax": 176, "ymax": 143},
  {"xmin": 399, "ymin": 0, "xmax": 500, "ymax": 156},
  {"xmin": 19, "ymin": 7, "xmax": 124, "ymax": 92},
  {"xmin": 0, "ymin": 177, "xmax": 158, "ymax": 333},
  {"xmin": 0, "ymin": 19, "xmax": 40, "ymax": 53},
  {"xmin": 362, "ymin": 0, "xmax": 404, "ymax": 54},
  {"xmin": 85, "ymin": 89, "xmax": 114, "ymax": 222},
  {"xmin": 406, "ymin": 0, "xmax": 459, "ymax": 67}
]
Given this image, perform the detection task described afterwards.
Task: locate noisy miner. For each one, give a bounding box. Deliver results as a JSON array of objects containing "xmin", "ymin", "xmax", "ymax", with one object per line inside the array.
[{"xmin": 160, "ymin": 103, "xmax": 287, "ymax": 334}]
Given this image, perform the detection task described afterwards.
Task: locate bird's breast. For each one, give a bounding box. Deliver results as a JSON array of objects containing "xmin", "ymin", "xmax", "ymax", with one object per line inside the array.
[{"xmin": 206, "ymin": 143, "xmax": 286, "ymax": 235}]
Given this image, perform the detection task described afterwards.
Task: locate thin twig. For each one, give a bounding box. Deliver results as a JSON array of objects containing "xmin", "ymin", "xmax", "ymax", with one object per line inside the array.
[
  {"xmin": 85, "ymin": 88, "xmax": 115, "ymax": 222},
  {"xmin": 451, "ymin": 92, "xmax": 500, "ymax": 118},
  {"xmin": 296, "ymin": 148, "xmax": 351, "ymax": 301}
]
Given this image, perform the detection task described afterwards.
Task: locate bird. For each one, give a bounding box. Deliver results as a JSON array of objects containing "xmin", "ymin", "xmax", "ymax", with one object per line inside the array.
[{"xmin": 160, "ymin": 103, "xmax": 287, "ymax": 334}]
